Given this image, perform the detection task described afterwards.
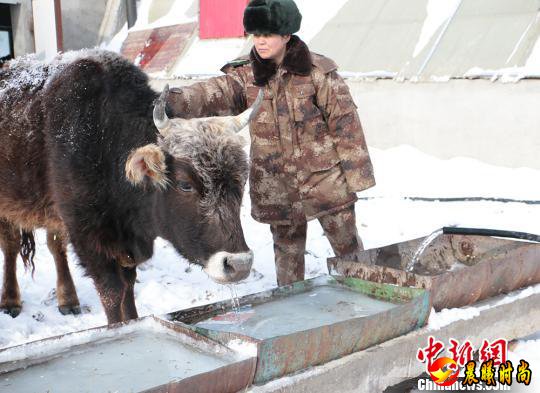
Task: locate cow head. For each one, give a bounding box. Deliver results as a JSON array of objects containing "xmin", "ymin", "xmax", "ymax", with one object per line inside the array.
[{"xmin": 125, "ymin": 85, "xmax": 263, "ymax": 284}]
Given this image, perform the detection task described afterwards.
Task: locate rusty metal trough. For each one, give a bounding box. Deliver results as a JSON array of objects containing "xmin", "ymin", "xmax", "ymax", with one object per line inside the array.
[
  {"xmin": 0, "ymin": 316, "xmax": 256, "ymax": 393},
  {"xmin": 328, "ymin": 229, "xmax": 540, "ymax": 310},
  {"xmin": 5, "ymin": 228, "xmax": 533, "ymax": 391},
  {"xmin": 166, "ymin": 275, "xmax": 430, "ymax": 384}
]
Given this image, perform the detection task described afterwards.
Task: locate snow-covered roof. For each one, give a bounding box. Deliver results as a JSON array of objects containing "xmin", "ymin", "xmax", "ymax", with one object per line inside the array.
[{"xmin": 103, "ymin": 0, "xmax": 540, "ymax": 82}]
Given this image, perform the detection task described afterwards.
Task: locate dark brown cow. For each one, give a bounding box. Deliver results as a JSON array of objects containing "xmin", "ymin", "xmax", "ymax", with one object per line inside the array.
[{"xmin": 0, "ymin": 50, "xmax": 261, "ymax": 323}]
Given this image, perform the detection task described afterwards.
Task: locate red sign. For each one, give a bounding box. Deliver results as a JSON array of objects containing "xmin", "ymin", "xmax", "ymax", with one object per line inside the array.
[
  {"xmin": 199, "ymin": 0, "xmax": 250, "ymax": 39},
  {"xmin": 121, "ymin": 23, "xmax": 197, "ymax": 74}
]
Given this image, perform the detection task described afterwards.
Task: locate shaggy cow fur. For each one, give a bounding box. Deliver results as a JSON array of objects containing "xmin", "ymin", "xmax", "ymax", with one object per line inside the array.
[{"xmin": 0, "ymin": 50, "xmax": 251, "ymax": 323}]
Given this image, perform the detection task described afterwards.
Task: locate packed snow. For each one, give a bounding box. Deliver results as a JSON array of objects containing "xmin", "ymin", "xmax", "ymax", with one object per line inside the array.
[{"xmin": 428, "ymin": 284, "xmax": 540, "ymax": 331}]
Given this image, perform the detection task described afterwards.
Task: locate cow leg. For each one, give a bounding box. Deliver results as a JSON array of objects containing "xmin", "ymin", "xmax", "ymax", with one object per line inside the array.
[
  {"xmin": 81, "ymin": 255, "xmax": 138, "ymax": 323},
  {"xmin": 120, "ymin": 266, "xmax": 138, "ymax": 321},
  {"xmin": 46, "ymin": 231, "xmax": 81, "ymax": 315},
  {"xmin": 0, "ymin": 219, "xmax": 22, "ymax": 317},
  {"xmin": 90, "ymin": 262, "xmax": 125, "ymax": 324}
]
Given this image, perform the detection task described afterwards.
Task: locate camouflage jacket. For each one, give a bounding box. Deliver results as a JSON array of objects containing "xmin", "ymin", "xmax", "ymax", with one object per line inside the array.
[{"xmin": 167, "ymin": 36, "xmax": 375, "ymax": 225}]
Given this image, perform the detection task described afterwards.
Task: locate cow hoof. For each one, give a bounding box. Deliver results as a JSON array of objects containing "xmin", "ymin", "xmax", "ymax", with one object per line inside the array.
[
  {"xmin": 58, "ymin": 305, "xmax": 81, "ymax": 315},
  {"xmin": 1, "ymin": 306, "xmax": 22, "ymax": 318}
]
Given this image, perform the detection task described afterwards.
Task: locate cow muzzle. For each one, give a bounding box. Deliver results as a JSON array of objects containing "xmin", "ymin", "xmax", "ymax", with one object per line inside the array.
[{"xmin": 204, "ymin": 251, "xmax": 254, "ymax": 284}]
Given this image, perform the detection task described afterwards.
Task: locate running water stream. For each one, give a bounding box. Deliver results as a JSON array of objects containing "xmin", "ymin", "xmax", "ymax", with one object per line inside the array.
[
  {"xmin": 227, "ymin": 284, "xmax": 241, "ymax": 314},
  {"xmin": 405, "ymin": 229, "xmax": 444, "ymax": 272}
]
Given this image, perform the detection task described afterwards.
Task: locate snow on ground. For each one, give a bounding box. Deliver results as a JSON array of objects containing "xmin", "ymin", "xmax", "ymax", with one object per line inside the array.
[
  {"xmin": 0, "ymin": 144, "xmax": 538, "ymax": 353},
  {"xmin": 509, "ymin": 332, "xmax": 540, "ymax": 390},
  {"xmin": 428, "ymin": 284, "xmax": 540, "ymax": 331}
]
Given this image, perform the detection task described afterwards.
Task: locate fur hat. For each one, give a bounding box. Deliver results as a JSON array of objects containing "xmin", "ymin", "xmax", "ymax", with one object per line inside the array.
[{"xmin": 243, "ymin": 0, "xmax": 302, "ymax": 35}]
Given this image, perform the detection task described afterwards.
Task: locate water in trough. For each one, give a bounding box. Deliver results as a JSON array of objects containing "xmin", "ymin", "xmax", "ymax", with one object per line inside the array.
[
  {"xmin": 195, "ymin": 285, "xmax": 398, "ymax": 340},
  {"xmin": 0, "ymin": 330, "xmax": 234, "ymax": 393}
]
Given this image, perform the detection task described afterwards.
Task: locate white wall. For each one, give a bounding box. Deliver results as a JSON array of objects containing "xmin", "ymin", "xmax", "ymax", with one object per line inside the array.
[{"xmin": 349, "ymin": 79, "xmax": 540, "ymax": 170}]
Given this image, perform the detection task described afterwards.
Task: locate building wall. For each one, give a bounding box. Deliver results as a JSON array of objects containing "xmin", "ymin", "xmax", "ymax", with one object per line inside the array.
[
  {"xmin": 61, "ymin": 0, "xmax": 108, "ymax": 51},
  {"xmin": 348, "ymin": 79, "xmax": 540, "ymax": 170},
  {"xmin": 9, "ymin": 0, "xmax": 35, "ymax": 57},
  {"xmin": 32, "ymin": 0, "xmax": 61, "ymax": 60}
]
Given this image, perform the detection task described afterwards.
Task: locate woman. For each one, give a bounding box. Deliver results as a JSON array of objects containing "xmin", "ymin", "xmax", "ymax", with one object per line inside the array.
[{"xmin": 166, "ymin": 0, "xmax": 375, "ymax": 286}]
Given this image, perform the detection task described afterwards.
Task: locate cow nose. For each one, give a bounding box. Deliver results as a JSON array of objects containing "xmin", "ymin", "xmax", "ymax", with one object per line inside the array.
[
  {"xmin": 223, "ymin": 252, "xmax": 252, "ymax": 275},
  {"xmin": 204, "ymin": 251, "xmax": 254, "ymax": 284}
]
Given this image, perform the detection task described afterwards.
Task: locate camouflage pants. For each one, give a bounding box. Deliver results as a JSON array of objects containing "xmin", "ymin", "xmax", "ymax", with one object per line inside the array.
[{"xmin": 270, "ymin": 205, "xmax": 364, "ymax": 286}]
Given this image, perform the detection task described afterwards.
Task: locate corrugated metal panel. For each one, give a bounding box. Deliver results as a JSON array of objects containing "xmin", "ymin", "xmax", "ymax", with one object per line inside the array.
[{"xmin": 199, "ymin": 0, "xmax": 249, "ymax": 39}]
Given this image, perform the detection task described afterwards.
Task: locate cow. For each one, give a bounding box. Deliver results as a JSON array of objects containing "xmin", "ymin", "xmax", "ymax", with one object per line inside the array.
[{"xmin": 0, "ymin": 49, "xmax": 261, "ymax": 323}]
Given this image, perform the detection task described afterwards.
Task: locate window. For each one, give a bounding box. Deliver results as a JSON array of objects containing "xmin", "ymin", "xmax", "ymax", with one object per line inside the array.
[{"xmin": 0, "ymin": 4, "xmax": 14, "ymax": 63}]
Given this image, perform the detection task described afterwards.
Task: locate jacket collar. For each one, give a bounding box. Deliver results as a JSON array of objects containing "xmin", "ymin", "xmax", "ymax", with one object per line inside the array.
[{"xmin": 250, "ymin": 35, "xmax": 312, "ymax": 86}]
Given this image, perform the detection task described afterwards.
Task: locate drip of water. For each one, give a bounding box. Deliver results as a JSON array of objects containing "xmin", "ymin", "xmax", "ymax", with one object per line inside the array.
[
  {"xmin": 227, "ymin": 284, "xmax": 241, "ymax": 314},
  {"xmin": 405, "ymin": 229, "xmax": 444, "ymax": 272},
  {"xmin": 196, "ymin": 286, "xmax": 397, "ymax": 340}
]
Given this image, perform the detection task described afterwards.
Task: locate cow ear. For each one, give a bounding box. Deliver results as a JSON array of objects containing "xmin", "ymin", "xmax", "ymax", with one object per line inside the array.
[{"xmin": 125, "ymin": 144, "xmax": 168, "ymax": 189}]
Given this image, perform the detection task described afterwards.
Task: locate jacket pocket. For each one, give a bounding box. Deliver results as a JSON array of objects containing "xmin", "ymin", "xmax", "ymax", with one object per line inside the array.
[
  {"xmin": 247, "ymin": 85, "xmax": 275, "ymax": 123},
  {"xmin": 292, "ymin": 84, "xmax": 321, "ymax": 122},
  {"xmin": 247, "ymin": 86, "xmax": 278, "ymax": 144}
]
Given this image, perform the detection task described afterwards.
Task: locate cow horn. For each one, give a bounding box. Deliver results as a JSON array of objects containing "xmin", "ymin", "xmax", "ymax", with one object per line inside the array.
[
  {"xmin": 153, "ymin": 84, "xmax": 172, "ymax": 136},
  {"xmin": 230, "ymin": 89, "xmax": 264, "ymax": 133}
]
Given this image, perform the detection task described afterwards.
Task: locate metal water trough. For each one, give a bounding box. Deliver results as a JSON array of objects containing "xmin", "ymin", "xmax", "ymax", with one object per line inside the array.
[
  {"xmin": 328, "ymin": 227, "xmax": 540, "ymax": 310},
  {"xmin": 165, "ymin": 275, "xmax": 430, "ymax": 384},
  {"xmin": 0, "ymin": 316, "xmax": 256, "ymax": 393}
]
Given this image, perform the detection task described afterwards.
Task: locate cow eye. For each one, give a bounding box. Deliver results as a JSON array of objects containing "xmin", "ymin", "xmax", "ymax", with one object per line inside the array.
[{"xmin": 178, "ymin": 181, "xmax": 193, "ymax": 192}]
